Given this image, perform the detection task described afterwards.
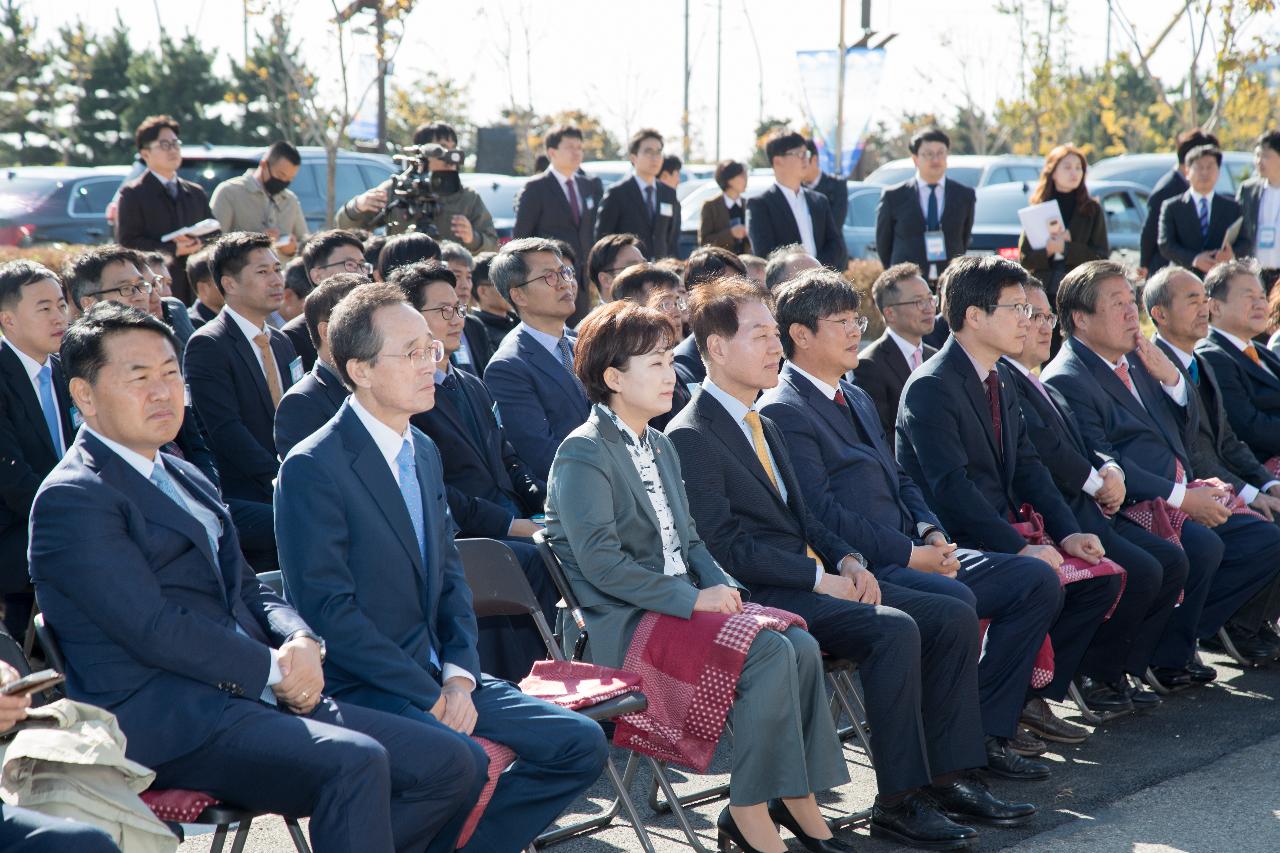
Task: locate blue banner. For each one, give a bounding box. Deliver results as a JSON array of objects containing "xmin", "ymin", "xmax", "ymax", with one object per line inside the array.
[{"xmin": 795, "ymin": 46, "xmax": 887, "ymax": 175}]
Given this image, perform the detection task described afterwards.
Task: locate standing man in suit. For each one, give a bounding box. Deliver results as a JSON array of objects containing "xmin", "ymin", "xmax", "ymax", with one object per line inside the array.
[
  {"xmin": 1008, "ymin": 277, "xmax": 1187, "ymax": 707},
  {"xmin": 514, "ymin": 125, "xmax": 602, "ymax": 324},
  {"xmin": 1140, "ymin": 129, "xmax": 1217, "ymax": 278},
  {"xmin": 1196, "ymin": 260, "xmax": 1280, "ymax": 462},
  {"xmin": 748, "ymin": 131, "xmax": 847, "ymax": 270},
  {"xmin": 0, "ymin": 261, "xmax": 72, "ymax": 640},
  {"xmin": 1158, "ymin": 145, "xmax": 1248, "ymax": 274},
  {"xmin": 803, "ymin": 138, "xmax": 849, "ymax": 232},
  {"xmin": 855, "ymin": 262, "xmax": 939, "ymax": 444},
  {"xmin": 1236, "ymin": 130, "xmax": 1280, "ymax": 294},
  {"xmin": 276, "ymin": 283, "xmax": 607, "ymax": 852},
  {"xmin": 875, "ymin": 127, "xmax": 975, "ymax": 285},
  {"xmin": 115, "ymin": 115, "xmax": 213, "ymax": 303},
  {"xmin": 594, "ymin": 128, "xmax": 680, "ymax": 260},
  {"xmin": 31, "ymin": 302, "xmax": 482, "ymax": 852},
  {"xmin": 667, "ymin": 277, "xmax": 1039, "ymax": 851},
  {"xmin": 274, "ymin": 273, "xmax": 367, "ymax": 458},
  {"xmin": 1146, "ymin": 265, "xmax": 1280, "ymax": 660},
  {"xmin": 483, "ymin": 239, "xmax": 591, "ymax": 480},
  {"xmin": 1042, "ymin": 260, "xmax": 1280, "ymax": 685},
  {"xmin": 761, "ymin": 270, "xmax": 1085, "ymax": 753},
  {"xmin": 185, "ymin": 247, "xmax": 223, "ymax": 330}
]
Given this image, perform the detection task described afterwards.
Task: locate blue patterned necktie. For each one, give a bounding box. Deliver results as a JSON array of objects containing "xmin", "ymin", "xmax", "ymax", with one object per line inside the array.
[
  {"xmin": 149, "ymin": 466, "xmax": 220, "ymax": 564},
  {"xmin": 1198, "ymin": 197, "xmax": 1210, "ymax": 244},
  {"xmin": 1188, "ymin": 355, "xmax": 1201, "ymax": 386},
  {"xmin": 557, "ymin": 336, "xmax": 587, "ymax": 397},
  {"xmin": 36, "ymin": 364, "xmax": 61, "ymax": 454},
  {"xmin": 926, "ymin": 184, "xmax": 940, "ymax": 231},
  {"xmin": 395, "ymin": 439, "xmax": 440, "ymax": 669}
]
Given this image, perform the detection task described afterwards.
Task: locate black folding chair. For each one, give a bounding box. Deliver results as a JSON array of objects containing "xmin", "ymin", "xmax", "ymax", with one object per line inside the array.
[
  {"xmin": 456, "ymin": 537, "xmax": 656, "ymax": 852},
  {"xmin": 32, "ymin": 614, "xmax": 311, "ymax": 853}
]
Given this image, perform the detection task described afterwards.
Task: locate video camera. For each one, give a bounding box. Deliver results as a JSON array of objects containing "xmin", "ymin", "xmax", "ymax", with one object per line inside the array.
[{"xmin": 371, "ymin": 143, "xmax": 466, "ymax": 235}]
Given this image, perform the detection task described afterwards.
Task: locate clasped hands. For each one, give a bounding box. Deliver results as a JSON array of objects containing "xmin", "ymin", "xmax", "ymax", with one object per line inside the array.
[
  {"xmin": 1019, "ymin": 532, "xmax": 1105, "ymax": 573},
  {"xmin": 271, "ymin": 636, "xmax": 324, "ymax": 715}
]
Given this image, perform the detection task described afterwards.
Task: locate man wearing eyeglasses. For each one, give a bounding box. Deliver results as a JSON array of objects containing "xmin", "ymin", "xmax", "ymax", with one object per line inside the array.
[
  {"xmin": 897, "ymin": 257, "xmax": 1121, "ymax": 763},
  {"xmin": 484, "ymin": 239, "xmax": 592, "ymax": 480},
  {"xmin": 855, "ymin": 263, "xmax": 940, "ymax": 447},
  {"xmin": 116, "ymin": 115, "xmax": 216, "ymax": 304},
  {"xmin": 748, "ymin": 131, "xmax": 847, "ymax": 271},
  {"xmin": 289, "ymin": 229, "xmax": 372, "ymax": 370},
  {"xmin": 594, "ymin": 128, "xmax": 681, "ymax": 261}
]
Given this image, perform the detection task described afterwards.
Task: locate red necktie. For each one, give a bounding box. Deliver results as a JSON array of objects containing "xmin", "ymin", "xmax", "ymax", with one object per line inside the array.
[
  {"xmin": 984, "ymin": 370, "xmax": 1002, "ymax": 457},
  {"xmin": 565, "ymin": 178, "xmax": 581, "ymax": 226},
  {"xmin": 833, "ymin": 388, "xmax": 847, "ymax": 407},
  {"xmin": 1114, "ymin": 361, "xmax": 1134, "ymax": 392}
]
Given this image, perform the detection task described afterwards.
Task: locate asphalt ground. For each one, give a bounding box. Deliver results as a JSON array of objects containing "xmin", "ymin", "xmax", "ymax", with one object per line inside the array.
[{"xmin": 178, "ymin": 647, "xmax": 1280, "ymax": 852}]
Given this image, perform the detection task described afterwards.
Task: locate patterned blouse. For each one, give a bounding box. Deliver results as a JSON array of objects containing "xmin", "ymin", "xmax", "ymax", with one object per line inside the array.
[{"xmin": 604, "ymin": 406, "xmax": 688, "ymax": 577}]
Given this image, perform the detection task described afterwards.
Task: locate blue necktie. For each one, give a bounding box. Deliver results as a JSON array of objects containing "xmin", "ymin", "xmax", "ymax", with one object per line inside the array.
[
  {"xmin": 557, "ymin": 336, "xmax": 587, "ymax": 397},
  {"xmin": 396, "ymin": 440, "xmax": 440, "ymax": 670},
  {"xmin": 36, "ymin": 364, "xmax": 61, "ymax": 454},
  {"xmin": 150, "ymin": 465, "xmax": 219, "ymax": 558},
  {"xmin": 644, "ymin": 184, "xmax": 656, "ymax": 221},
  {"xmin": 926, "ymin": 184, "xmax": 940, "ymax": 231},
  {"xmin": 1198, "ymin": 197, "xmax": 1210, "ymax": 245},
  {"xmin": 1188, "ymin": 355, "xmax": 1201, "ymax": 386}
]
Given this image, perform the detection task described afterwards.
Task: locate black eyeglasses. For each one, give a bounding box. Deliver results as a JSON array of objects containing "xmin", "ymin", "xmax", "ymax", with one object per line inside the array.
[
  {"xmin": 316, "ymin": 258, "xmax": 373, "ymax": 275},
  {"xmin": 425, "ymin": 302, "xmax": 468, "ymax": 321},
  {"xmin": 88, "ymin": 281, "xmax": 153, "ymax": 299},
  {"xmin": 515, "ymin": 266, "xmax": 576, "ymax": 289},
  {"xmin": 884, "ymin": 295, "xmax": 938, "ymax": 312}
]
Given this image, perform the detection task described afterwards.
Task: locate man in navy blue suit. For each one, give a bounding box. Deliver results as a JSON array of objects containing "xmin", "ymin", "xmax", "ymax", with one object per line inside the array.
[
  {"xmin": 1157, "ymin": 145, "xmax": 1248, "ymax": 275},
  {"xmin": 747, "ymin": 131, "xmax": 847, "ymax": 270},
  {"xmin": 483, "ymin": 238, "xmax": 591, "ymax": 480},
  {"xmin": 760, "ymin": 269, "xmax": 1088, "ymax": 752},
  {"xmin": 275, "ymin": 282, "xmax": 607, "ymax": 852},
  {"xmin": 1042, "ymin": 259, "xmax": 1280, "ymax": 686},
  {"xmin": 29, "ymin": 302, "xmax": 482, "ymax": 853},
  {"xmin": 895, "ymin": 257, "xmax": 1124, "ymax": 721},
  {"xmin": 274, "ymin": 272, "xmax": 367, "ymax": 458}
]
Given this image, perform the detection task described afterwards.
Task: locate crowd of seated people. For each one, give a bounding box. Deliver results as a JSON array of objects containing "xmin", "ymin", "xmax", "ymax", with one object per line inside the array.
[{"xmin": 6, "ymin": 130, "xmax": 1280, "ymax": 852}]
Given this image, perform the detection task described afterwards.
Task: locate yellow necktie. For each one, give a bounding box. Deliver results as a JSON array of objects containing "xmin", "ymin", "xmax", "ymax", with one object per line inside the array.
[
  {"xmin": 744, "ymin": 411, "xmax": 823, "ymax": 568},
  {"xmin": 1244, "ymin": 344, "xmax": 1263, "ymax": 367},
  {"xmin": 254, "ymin": 332, "xmax": 283, "ymax": 409}
]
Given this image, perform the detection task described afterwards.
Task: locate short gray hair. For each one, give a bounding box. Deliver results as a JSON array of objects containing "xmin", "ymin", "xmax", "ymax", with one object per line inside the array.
[
  {"xmin": 438, "ymin": 240, "xmax": 475, "ymax": 270},
  {"xmin": 1057, "ymin": 259, "xmax": 1130, "ymax": 337},
  {"xmin": 1142, "ymin": 264, "xmax": 1195, "ymax": 320},
  {"xmin": 764, "ymin": 243, "xmax": 813, "ymax": 292},
  {"xmin": 327, "ymin": 282, "xmax": 407, "ymax": 390},
  {"xmin": 1203, "ymin": 258, "xmax": 1261, "ymax": 302},
  {"xmin": 489, "ymin": 237, "xmax": 563, "ymax": 304}
]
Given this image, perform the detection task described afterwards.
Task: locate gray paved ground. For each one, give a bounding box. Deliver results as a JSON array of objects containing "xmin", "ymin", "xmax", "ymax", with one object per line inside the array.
[{"xmin": 178, "ymin": 648, "xmax": 1280, "ymax": 852}]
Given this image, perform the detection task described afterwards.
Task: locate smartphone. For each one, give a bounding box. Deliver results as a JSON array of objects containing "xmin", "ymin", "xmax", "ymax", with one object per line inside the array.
[{"xmin": 2, "ymin": 669, "xmax": 64, "ymax": 697}]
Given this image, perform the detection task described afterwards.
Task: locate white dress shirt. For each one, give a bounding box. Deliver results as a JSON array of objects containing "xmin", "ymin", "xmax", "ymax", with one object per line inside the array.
[
  {"xmin": 347, "ymin": 396, "xmax": 474, "ymax": 688},
  {"xmin": 1101, "ymin": 349, "xmax": 1190, "ymax": 506},
  {"xmin": 549, "ymin": 168, "xmax": 582, "ymax": 216},
  {"xmin": 1189, "ymin": 188, "xmax": 1214, "ymax": 222},
  {"xmin": 775, "ymin": 183, "xmax": 818, "ymax": 257},
  {"xmin": 1257, "ymin": 183, "xmax": 1280, "ymax": 268},
  {"xmin": 915, "ymin": 172, "xmax": 945, "ymax": 221},
  {"xmin": 223, "ymin": 305, "xmax": 285, "ymax": 390},
  {"xmin": 2, "ymin": 338, "xmax": 64, "ymax": 452}
]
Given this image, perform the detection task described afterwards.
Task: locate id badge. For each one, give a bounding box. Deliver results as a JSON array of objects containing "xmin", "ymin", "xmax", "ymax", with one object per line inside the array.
[
  {"xmin": 586, "ymin": 197, "xmax": 595, "ymax": 211},
  {"xmin": 289, "ymin": 356, "xmax": 304, "ymax": 384},
  {"xmin": 924, "ymin": 230, "xmax": 947, "ymax": 262},
  {"xmin": 659, "ymin": 202, "xmax": 674, "ymax": 218},
  {"xmin": 1259, "ymin": 226, "xmax": 1277, "ymax": 250}
]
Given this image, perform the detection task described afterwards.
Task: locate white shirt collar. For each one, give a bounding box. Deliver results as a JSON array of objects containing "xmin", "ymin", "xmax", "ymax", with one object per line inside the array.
[
  {"xmin": 84, "ymin": 425, "xmax": 160, "ymax": 479},
  {"xmin": 148, "ymin": 169, "xmax": 178, "ymax": 187},
  {"xmin": 222, "ymin": 304, "xmax": 269, "ymax": 345},
  {"xmin": 776, "ymin": 182, "xmax": 805, "ymax": 203},
  {"xmin": 1189, "ymin": 187, "xmax": 1214, "ymax": 207},
  {"xmin": 1153, "ymin": 333, "xmax": 1195, "ymax": 368},
  {"xmin": 723, "ymin": 193, "xmax": 742, "ymax": 210},
  {"xmin": 348, "ymin": 395, "xmax": 411, "ymax": 474},
  {"xmin": 632, "ymin": 173, "xmax": 656, "ymax": 192},
  {"xmin": 549, "ymin": 167, "xmax": 576, "ymax": 188},
  {"xmin": 1210, "ymin": 325, "xmax": 1253, "ymax": 353},
  {"xmin": 701, "ymin": 376, "xmax": 754, "ymax": 426},
  {"xmin": 885, "ymin": 327, "xmax": 923, "ymax": 364},
  {"xmin": 787, "ymin": 362, "xmax": 841, "ymax": 402},
  {"xmin": 1, "ymin": 337, "xmax": 49, "ymax": 380}
]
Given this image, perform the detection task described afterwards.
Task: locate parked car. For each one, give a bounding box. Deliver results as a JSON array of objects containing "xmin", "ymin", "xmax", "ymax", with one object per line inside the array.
[
  {"xmin": 109, "ymin": 144, "xmax": 397, "ymax": 232},
  {"xmin": 0, "ymin": 166, "xmax": 131, "ymax": 246},
  {"xmin": 864, "ymin": 155, "xmax": 1044, "ymax": 189},
  {"xmin": 461, "ymin": 172, "xmax": 529, "ymax": 244},
  {"xmin": 1088, "ymin": 151, "xmax": 1254, "ymax": 194},
  {"xmin": 965, "ymin": 179, "xmax": 1149, "ymax": 265},
  {"xmin": 581, "ymin": 160, "xmax": 714, "ymax": 198}
]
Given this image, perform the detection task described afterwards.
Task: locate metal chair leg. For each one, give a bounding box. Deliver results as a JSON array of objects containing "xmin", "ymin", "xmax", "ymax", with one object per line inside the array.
[
  {"xmin": 284, "ymin": 817, "xmax": 311, "ymax": 853},
  {"xmin": 209, "ymin": 825, "xmax": 229, "ymax": 853},
  {"xmin": 645, "ymin": 756, "xmax": 710, "ymax": 852},
  {"xmin": 829, "ymin": 806, "xmax": 874, "ymax": 832},
  {"xmin": 228, "ymin": 817, "xmax": 253, "ymax": 853},
  {"xmin": 1144, "ymin": 666, "xmax": 1174, "ymax": 696},
  {"xmin": 1068, "ymin": 679, "xmax": 1104, "ymax": 726},
  {"xmin": 1216, "ymin": 627, "xmax": 1261, "ymax": 667},
  {"xmin": 536, "ymin": 752, "xmax": 655, "ymax": 851},
  {"xmin": 646, "ymin": 759, "xmax": 731, "ymax": 814},
  {"xmin": 829, "ymin": 670, "xmax": 874, "ymax": 759}
]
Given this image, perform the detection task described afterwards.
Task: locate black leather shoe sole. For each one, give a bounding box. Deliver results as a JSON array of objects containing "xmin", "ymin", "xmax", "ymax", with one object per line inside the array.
[
  {"xmin": 1019, "ymin": 718, "xmax": 1089, "ymax": 744},
  {"xmin": 941, "ymin": 809, "xmax": 1035, "ymax": 828},
  {"xmin": 869, "ymin": 823, "xmax": 977, "ymax": 851}
]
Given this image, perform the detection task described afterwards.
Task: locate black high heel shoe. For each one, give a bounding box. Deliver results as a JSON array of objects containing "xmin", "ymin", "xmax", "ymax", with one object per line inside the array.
[
  {"xmin": 766, "ymin": 799, "xmax": 857, "ymax": 852},
  {"xmin": 716, "ymin": 806, "xmax": 770, "ymax": 853}
]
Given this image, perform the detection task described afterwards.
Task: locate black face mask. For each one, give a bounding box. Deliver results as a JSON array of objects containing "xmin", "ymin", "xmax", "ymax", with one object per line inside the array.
[
  {"xmin": 431, "ymin": 170, "xmax": 461, "ymax": 195},
  {"xmin": 263, "ymin": 175, "xmax": 290, "ymax": 196}
]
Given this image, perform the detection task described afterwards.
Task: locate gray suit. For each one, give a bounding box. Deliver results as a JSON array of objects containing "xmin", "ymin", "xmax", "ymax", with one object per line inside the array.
[{"xmin": 544, "ymin": 405, "xmax": 848, "ymax": 805}]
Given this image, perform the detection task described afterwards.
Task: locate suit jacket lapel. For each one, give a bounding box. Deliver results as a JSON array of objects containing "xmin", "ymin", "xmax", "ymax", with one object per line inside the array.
[
  {"xmin": 843, "ymin": 380, "xmax": 905, "ymax": 488},
  {"xmin": 223, "ymin": 315, "xmax": 274, "ymax": 415},
  {"xmin": 1211, "ymin": 329, "xmax": 1280, "ymax": 390},
  {"xmin": 164, "ymin": 460, "xmax": 235, "ymax": 597},
  {"xmin": 0, "ymin": 346, "xmax": 57, "ymax": 458},
  {"xmin": 598, "ymin": 414, "xmax": 664, "ymax": 537},
  {"xmin": 270, "ymin": 331, "xmax": 297, "ymax": 393},
  {"xmin": 903, "ymin": 179, "xmax": 926, "ymax": 230},
  {"xmin": 435, "ymin": 375, "xmax": 486, "ymax": 459},
  {"xmin": 1125, "ymin": 353, "xmax": 1191, "ymax": 461},
  {"xmin": 519, "ymin": 330, "xmax": 585, "ymax": 410},
  {"xmin": 342, "ymin": 409, "xmax": 426, "ymax": 577},
  {"xmin": 767, "ymin": 187, "xmax": 801, "ymax": 244},
  {"xmin": 881, "ymin": 338, "xmax": 911, "ymax": 386},
  {"xmin": 696, "ymin": 392, "xmax": 789, "ymax": 512},
  {"xmin": 942, "ymin": 344, "xmax": 1004, "ymax": 465}
]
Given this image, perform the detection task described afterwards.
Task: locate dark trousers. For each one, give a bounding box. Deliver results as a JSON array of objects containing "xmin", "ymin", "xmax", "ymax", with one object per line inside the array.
[
  {"xmin": 152, "ymin": 696, "xmax": 485, "ymax": 853},
  {"xmin": 0, "ymin": 804, "xmax": 119, "ymax": 852},
  {"xmin": 750, "ymin": 581, "xmax": 988, "ymax": 797},
  {"xmin": 387, "ymin": 676, "xmax": 608, "ymax": 853},
  {"xmin": 1078, "ymin": 519, "xmax": 1187, "ymax": 680},
  {"xmin": 1032, "ymin": 574, "xmax": 1121, "ymax": 701},
  {"xmin": 881, "ymin": 552, "xmax": 1061, "ymax": 739},
  {"xmin": 1, "ymin": 592, "xmax": 33, "ymax": 646},
  {"xmin": 228, "ymin": 498, "xmax": 278, "ymax": 573},
  {"xmin": 476, "ymin": 539, "xmax": 557, "ymax": 682}
]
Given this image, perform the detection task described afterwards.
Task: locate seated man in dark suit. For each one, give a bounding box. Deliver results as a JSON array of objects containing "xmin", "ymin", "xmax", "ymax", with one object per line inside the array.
[
  {"xmin": 667, "ymin": 277, "xmax": 1038, "ymax": 852},
  {"xmin": 896, "ymin": 257, "xmax": 1123, "ymax": 719},
  {"xmin": 30, "ymin": 302, "xmax": 482, "ymax": 853},
  {"xmin": 276, "ymin": 283, "xmax": 607, "ymax": 852},
  {"xmin": 274, "ymin": 273, "xmax": 367, "ymax": 458},
  {"xmin": 875, "ymin": 127, "xmax": 976, "ymax": 285},
  {"xmin": 1196, "ymin": 260, "xmax": 1280, "ymax": 463},
  {"xmin": 1145, "ymin": 265, "xmax": 1280, "ymax": 660},
  {"xmin": 0, "ymin": 261, "xmax": 73, "ymax": 640},
  {"xmin": 854, "ymin": 263, "xmax": 939, "ymax": 444},
  {"xmin": 747, "ymin": 131, "xmax": 846, "ymax": 270},
  {"xmin": 1158, "ymin": 144, "xmax": 1249, "ymax": 275},
  {"xmin": 470, "ymin": 252, "xmax": 521, "ymax": 352},
  {"xmin": 185, "ymin": 246, "xmax": 223, "ymax": 329},
  {"xmin": 762, "ymin": 270, "xmax": 1087, "ymax": 752},
  {"xmin": 1140, "ymin": 128, "xmax": 1216, "ymax": 277},
  {"xmin": 294, "ymin": 229, "xmax": 371, "ymax": 371},
  {"xmin": 594, "ymin": 128, "xmax": 680, "ymax": 260},
  {"xmin": 1042, "ymin": 260, "xmax": 1280, "ymax": 685},
  {"xmin": 439, "ymin": 241, "xmax": 497, "ymax": 375},
  {"xmin": 483, "ymin": 238, "xmax": 591, "ymax": 480},
  {"xmin": 1007, "ymin": 277, "xmax": 1187, "ymax": 706}
]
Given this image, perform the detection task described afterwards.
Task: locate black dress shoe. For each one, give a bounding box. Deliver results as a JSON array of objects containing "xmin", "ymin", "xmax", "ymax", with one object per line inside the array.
[
  {"xmin": 1149, "ymin": 666, "xmax": 1194, "ymax": 688},
  {"xmin": 1223, "ymin": 628, "xmax": 1280, "ymax": 660},
  {"xmin": 1185, "ymin": 660, "xmax": 1218, "ymax": 683},
  {"xmin": 870, "ymin": 792, "xmax": 978, "ymax": 850},
  {"xmin": 1127, "ymin": 678, "xmax": 1162, "ymax": 709},
  {"xmin": 715, "ymin": 806, "xmax": 769, "ymax": 853},
  {"xmin": 766, "ymin": 800, "xmax": 855, "ymax": 852},
  {"xmin": 1078, "ymin": 676, "xmax": 1135, "ymax": 713},
  {"xmin": 930, "ymin": 774, "xmax": 1037, "ymax": 827},
  {"xmin": 984, "ymin": 736, "xmax": 1051, "ymax": 781}
]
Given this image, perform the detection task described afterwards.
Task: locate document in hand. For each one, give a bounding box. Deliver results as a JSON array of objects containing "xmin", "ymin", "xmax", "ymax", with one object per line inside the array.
[
  {"xmin": 1222, "ymin": 217, "xmax": 1244, "ymax": 251},
  {"xmin": 160, "ymin": 218, "xmax": 221, "ymax": 244},
  {"xmin": 1018, "ymin": 200, "xmax": 1065, "ymax": 251}
]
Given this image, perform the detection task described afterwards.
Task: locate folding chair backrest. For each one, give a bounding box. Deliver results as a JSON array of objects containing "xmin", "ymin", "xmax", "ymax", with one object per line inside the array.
[
  {"xmin": 32, "ymin": 614, "xmax": 66, "ymax": 674},
  {"xmin": 531, "ymin": 530, "xmax": 589, "ymax": 661},
  {"xmin": 456, "ymin": 538, "xmax": 561, "ymax": 660},
  {"xmin": 0, "ymin": 624, "xmax": 31, "ymax": 678},
  {"xmin": 257, "ymin": 570, "xmax": 285, "ymax": 597}
]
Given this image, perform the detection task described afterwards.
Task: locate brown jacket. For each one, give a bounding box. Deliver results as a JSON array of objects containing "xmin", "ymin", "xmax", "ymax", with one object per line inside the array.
[{"xmin": 697, "ymin": 192, "xmax": 751, "ymax": 253}]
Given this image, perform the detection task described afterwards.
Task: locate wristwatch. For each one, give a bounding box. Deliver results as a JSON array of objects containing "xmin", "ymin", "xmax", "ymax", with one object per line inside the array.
[
  {"xmin": 842, "ymin": 552, "xmax": 870, "ymax": 572},
  {"xmin": 287, "ymin": 629, "xmax": 326, "ymax": 663}
]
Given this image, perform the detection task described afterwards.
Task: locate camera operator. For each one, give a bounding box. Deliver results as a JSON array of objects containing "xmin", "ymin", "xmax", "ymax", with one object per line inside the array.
[{"xmin": 338, "ymin": 122, "xmax": 498, "ymax": 253}]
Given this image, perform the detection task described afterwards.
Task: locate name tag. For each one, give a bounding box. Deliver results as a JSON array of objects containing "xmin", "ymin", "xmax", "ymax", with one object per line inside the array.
[
  {"xmin": 1259, "ymin": 226, "xmax": 1277, "ymax": 250},
  {"xmin": 659, "ymin": 202, "xmax": 674, "ymax": 218},
  {"xmin": 585, "ymin": 197, "xmax": 595, "ymax": 211},
  {"xmin": 289, "ymin": 356, "xmax": 303, "ymax": 384},
  {"xmin": 184, "ymin": 384, "xmax": 193, "ymax": 407},
  {"xmin": 492, "ymin": 402, "xmax": 504, "ymax": 429},
  {"xmin": 924, "ymin": 230, "xmax": 947, "ymax": 262}
]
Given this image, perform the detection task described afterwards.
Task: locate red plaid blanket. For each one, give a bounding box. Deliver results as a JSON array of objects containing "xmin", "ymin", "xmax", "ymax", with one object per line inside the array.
[
  {"xmin": 1121, "ymin": 478, "xmax": 1264, "ymax": 546},
  {"xmin": 613, "ymin": 602, "xmax": 806, "ymax": 771},
  {"xmin": 1265, "ymin": 456, "xmax": 1280, "ymax": 480}
]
